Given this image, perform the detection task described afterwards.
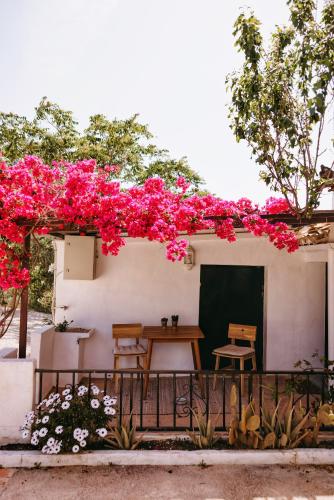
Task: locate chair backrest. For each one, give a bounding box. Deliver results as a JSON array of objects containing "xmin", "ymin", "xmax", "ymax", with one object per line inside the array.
[
  {"xmin": 228, "ymin": 323, "xmax": 257, "ymax": 344},
  {"xmin": 112, "ymin": 323, "xmax": 143, "ymax": 346}
]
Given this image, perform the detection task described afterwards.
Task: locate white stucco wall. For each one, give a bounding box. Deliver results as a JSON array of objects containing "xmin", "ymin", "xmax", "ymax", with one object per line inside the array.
[
  {"xmin": 54, "ymin": 234, "xmax": 326, "ymax": 371},
  {"xmin": 0, "ymin": 359, "xmax": 35, "ymax": 444}
]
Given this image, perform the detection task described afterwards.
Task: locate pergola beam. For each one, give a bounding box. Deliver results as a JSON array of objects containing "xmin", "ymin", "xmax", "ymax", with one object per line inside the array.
[
  {"xmin": 205, "ymin": 210, "xmax": 334, "ymax": 227},
  {"xmin": 18, "ymin": 233, "xmax": 30, "ymax": 358}
]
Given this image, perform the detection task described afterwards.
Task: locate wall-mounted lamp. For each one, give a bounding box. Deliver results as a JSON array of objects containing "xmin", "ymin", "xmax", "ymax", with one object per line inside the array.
[{"xmin": 183, "ymin": 245, "xmax": 195, "ymax": 270}]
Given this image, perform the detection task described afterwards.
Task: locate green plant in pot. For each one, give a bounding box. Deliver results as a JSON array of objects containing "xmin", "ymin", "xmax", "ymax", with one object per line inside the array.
[{"xmin": 54, "ymin": 319, "xmax": 73, "ymax": 332}]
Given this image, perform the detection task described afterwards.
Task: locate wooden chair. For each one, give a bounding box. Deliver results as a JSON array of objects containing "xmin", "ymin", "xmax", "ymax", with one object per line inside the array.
[
  {"xmin": 112, "ymin": 323, "xmax": 147, "ymax": 392},
  {"xmin": 212, "ymin": 323, "xmax": 257, "ymax": 391}
]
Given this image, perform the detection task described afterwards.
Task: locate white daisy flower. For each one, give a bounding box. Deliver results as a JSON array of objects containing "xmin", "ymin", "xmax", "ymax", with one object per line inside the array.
[
  {"xmin": 31, "ymin": 436, "xmax": 39, "ymax": 446},
  {"xmin": 62, "ymin": 388, "xmax": 71, "ymax": 396},
  {"xmin": 36, "ymin": 419, "xmax": 41, "ymax": 424},
  {"xmin": 49, "ymin": 408, "xmax": 55, "ymax": 414},
  {"xmin": 42, "ymin": 415, "xmax": 49, "ymax": 424},
  {"xmin": 96, "ymin": 428, "xmax": 107, "ymax": 438},
  {"xmin": 72, "ymin": 445, "xmax": 80, "ymax": 453},
  {"xmin": 32, "ymin": 430, "xmax": 39, "ymax": 438},
  {"xmin": 21, "ymin": 429, "xmax": 29, "ymax": 439},
  {"xmin": 61, "ymin": 401, "xmax": 70, "ymax": 410},
  {"xmin": 47, "ymin": 437, "xmax": 55, "ymax": 447},
  {"xmin": 42, "ymin": 445, "xmax": 48, "ymax": 454},
  {"xmin": 77, "ymin": 385, "xmax": 88, "ymax": 395},
  {"xmin": 65, "ymin": 394, "xmax": 73, "ymax": 401},
  {"xmin": 80, "ymin": 440, "xmax": 87, "ymax": 447},
  {"xmin": 90, "ymin": 399, "xmax": 100, "ymax": 409},
  {"xmin": 39, "ymin": 427, "xmax": 48, "ymax": 437},
  {"xmin": 81, "ymin": 429, "xmax": 89, "ymax": 439},
  {"xmin": 91, "ymin": 385, "xmax": 100, "ymax": 395},
  {"xmin": 53, "ymin": 444, "xmax": 61, "ymax": 454},
  {"xmin": 55, "ymin": 425, "xmax": 63, "ymax": 434},
  {"xmin": 104, "ymin": 399, "xmax": 114, "ymax": 406},
  {"xmin": 104, "ymin": 406, "xmax": 116, "ymax": 415},
  {"xmin": 73, "ymin": 428, "xmax": 82, "ymax": 439}
]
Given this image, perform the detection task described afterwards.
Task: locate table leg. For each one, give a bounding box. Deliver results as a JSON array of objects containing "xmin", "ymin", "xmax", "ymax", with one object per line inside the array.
[
  {"xmin": 193, "ymin": 340, "xmax": 202, "ymax": 370},
  {"xmin": 191, "ymin": 341, "xmax": 196, "ymax": 368},
  {"xmin": 192, "ymin": 340, "xmax": 204, "ymax": 395},
  {"xmin": 144, "ymin": 339, "xmax": 153, "ymax": 398}
]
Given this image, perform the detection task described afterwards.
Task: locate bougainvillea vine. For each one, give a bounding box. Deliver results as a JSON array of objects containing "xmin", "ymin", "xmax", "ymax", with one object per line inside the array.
[{"xmin": 0, "ymin": 156, "xmax": 298, "ymax": 290}]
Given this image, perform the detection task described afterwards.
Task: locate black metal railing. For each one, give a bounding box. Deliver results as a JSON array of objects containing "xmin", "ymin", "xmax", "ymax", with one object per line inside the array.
[{"xmin": 34, "ymin": 368, "xmax": 333, "ymax": 432}]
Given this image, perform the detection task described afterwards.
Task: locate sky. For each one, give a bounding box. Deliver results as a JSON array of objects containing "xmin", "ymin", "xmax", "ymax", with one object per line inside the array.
[{"xmin": 0, "ymin": 0, "xmax": 332, "ymax": 206}]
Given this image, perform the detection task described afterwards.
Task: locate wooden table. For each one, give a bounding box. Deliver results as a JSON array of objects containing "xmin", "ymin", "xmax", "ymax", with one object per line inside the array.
[{"xmin": 142, "ymin": 325, "xmax": 205, "ymax": 397}]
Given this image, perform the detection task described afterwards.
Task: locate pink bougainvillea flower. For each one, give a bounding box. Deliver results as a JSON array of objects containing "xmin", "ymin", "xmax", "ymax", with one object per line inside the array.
[{"xmin": 0, "ymin": 156, "xmax": 298, "ymax": 289}]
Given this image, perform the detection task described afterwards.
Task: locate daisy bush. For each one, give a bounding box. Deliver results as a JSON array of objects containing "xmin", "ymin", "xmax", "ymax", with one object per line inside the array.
[{"xmin": 21, "ymin": 384, "xmax": 116, "ymax": 454}]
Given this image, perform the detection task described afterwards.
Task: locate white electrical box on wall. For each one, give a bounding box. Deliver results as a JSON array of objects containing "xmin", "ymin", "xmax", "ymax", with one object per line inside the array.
[{"xmin": 63, "ymin": 235, "xmax": 96, "ymax": 280}]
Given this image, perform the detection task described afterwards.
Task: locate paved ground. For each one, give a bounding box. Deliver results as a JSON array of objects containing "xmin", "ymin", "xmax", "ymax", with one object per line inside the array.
[
  {"xmin": 0, "ymin": 309, "xmax": 51, "ymax": 356},
  {"xmin": 1, "ymin": 465, "xmax": 334, "ymax": 500}
]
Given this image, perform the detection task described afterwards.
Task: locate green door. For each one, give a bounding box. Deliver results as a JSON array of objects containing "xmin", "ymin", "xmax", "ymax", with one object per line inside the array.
[{"xmin": 199, "ymin": 265, "xmax": 264, "ymax": 369}]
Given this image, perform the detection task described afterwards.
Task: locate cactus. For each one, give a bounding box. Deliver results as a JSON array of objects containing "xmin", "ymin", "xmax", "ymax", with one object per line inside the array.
[
  {"xmin": 228, "ymin": 386, "xmax": 334, "ymax": 450},
  {"xmin": 228, "ymin": 384, "xmax": 261, "ymax": 449},
  {"xmin": 303, "ymin": 403, "xmax": 334, "ymax": 447},
  {"xmin": 187, "ymin": 409, "xmax": 219, "ymax": 449}
]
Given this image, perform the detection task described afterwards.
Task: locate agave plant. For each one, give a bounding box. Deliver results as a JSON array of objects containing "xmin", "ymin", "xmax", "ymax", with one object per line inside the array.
[
  {"xmin": 104, "ymin": 415, "xmax": 145, "ymax": 450},
  {"xmin": 187, "ymin": 409, "xmax": 219, "ymax": 449},
  {"xmin": 260, "ymin": 396, "xmax": 312, "ymax": 449}
]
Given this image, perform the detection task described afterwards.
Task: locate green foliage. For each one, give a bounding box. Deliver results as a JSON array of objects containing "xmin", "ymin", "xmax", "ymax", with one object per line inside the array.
[
  {"xmin": 261, "ymin": 397, "xmax": 311, "ymax": 449},
  {"xmin": 0, "ymin": 100, "xmax": 203, "ymax": 322},
  {"xmin": 28, "ymin": 237, "xmax": 54, "ymax": 313},
  {"xmin": 228, "ymin": 384, "xmax": 334, "ymax": 449},
  {"xmin": 227, "ymin": 0, "xmax": 334, "ymax": 215},
  {"xmin": 105, "ymin": 415, "xmax": 144, "ymax": 450},
  {"xmin": 0, "ymin": 97, "xmax": 203, "ymax": 190},
  {"xmin": 187, "ymin": 409, "xmax": 219, "ymax": 449},
  {"xmin": 54, "ymin": 319, "xmax": 73, "ymax": 332}
]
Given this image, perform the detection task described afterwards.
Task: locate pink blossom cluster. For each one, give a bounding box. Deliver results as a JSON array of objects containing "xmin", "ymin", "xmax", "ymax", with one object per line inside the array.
[{"xmin": 0, "ymin": 156, "xmax": 298, "ymax": 290}]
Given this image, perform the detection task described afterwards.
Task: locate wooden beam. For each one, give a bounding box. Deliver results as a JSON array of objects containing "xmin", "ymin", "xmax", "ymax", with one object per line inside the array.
[
  {"xmin": 205, "ymin": 210, "xmax": 334, "ymax": 226},
  {"xmin": 18, "ymin": 233, "xmax": 31, "ymax": 359}
]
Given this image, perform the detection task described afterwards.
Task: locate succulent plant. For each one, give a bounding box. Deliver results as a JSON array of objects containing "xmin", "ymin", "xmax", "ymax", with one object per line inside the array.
[
  {"xmin": 187, "ymin": 409, "xmax": 219, "ymax": 449},
  {"xmin": 302, "ymin": 403, "xmax": 334, "ymax": 447},
  {"xmin": 104, "ymin": 415, "xmax": 145, "ymax": 450},
  {"xmin": 228, "ymin": 384, "xmax": 261, "ymax": 449},
  {"xmin": 260, "ymin": 396, "xmax": 312, "ymax": 449},
  {"xmin": 227, "ymin": 386, "xmax": 334, "ymax": 450}
]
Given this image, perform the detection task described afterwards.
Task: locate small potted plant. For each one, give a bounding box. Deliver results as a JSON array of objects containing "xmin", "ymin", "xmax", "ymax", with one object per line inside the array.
[
  {"xmin": 161, "ymin": 317, "xmax": 168, "ymax": 328},
  {"xmin": 171, "ymin": 315, "xmax": 179, "ymax": 328},
  {"xmin": 54, "ymin": 319, "xmax": 73, "ymax": 332}
]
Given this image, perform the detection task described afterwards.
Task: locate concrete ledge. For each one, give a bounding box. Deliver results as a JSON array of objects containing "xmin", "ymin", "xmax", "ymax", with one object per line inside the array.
[
  {"xmin": 0, "ymin": 448, "xmax": 333, "ymax": 468},
  {"xmin": 0, "ymin": 347, "xmax": 17, "ymax": 359}
]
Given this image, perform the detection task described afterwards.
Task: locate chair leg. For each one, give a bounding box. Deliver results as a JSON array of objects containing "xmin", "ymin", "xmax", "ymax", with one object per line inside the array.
[
  {"xmin": 136, "ymin": 356, "xmax": 140, "ymax": 380},
  {"xmin": 240, "ymin": 358, "xmax": 245, "ymax": 396},
  {"xmin": 252, "ymin": 354, "xmax": 257, "ymax": 371},
  {"xmin": 213, "ymin": 355, "xmax": 220, "ymax": 391}
]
